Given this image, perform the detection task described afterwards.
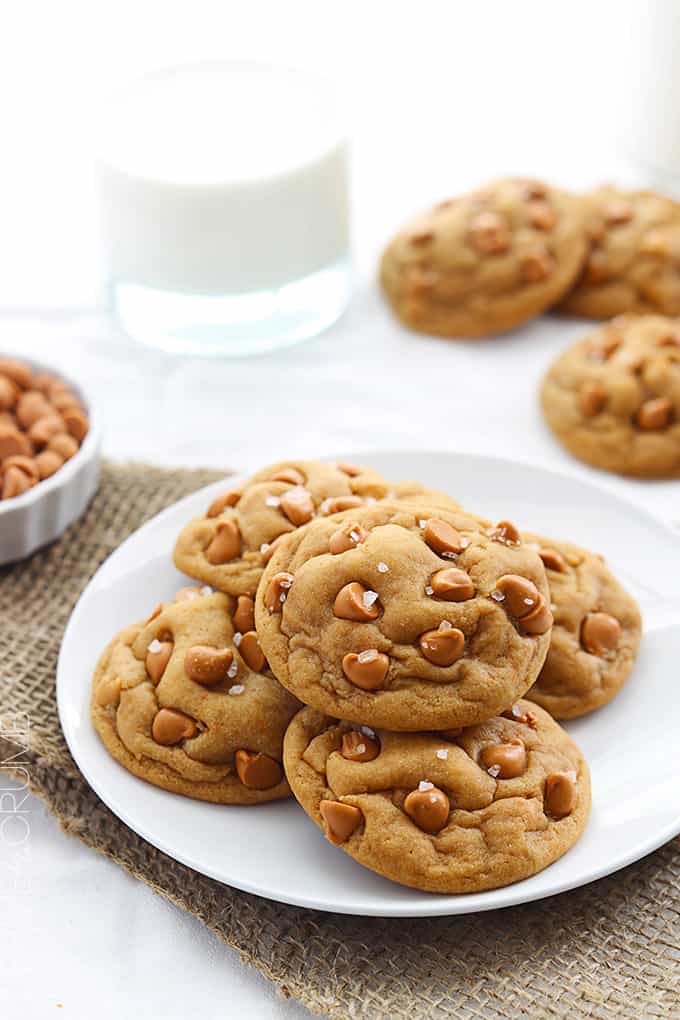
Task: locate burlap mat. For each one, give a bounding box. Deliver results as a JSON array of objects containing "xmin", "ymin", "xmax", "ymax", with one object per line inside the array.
[{"xmin": 1, "ymin": 462, "xmax": 678, "ymax": 1020}]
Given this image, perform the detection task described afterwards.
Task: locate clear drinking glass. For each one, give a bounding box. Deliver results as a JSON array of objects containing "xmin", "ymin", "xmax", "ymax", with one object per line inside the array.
[{"xmin": 96, "ymin": 62, "xmax": 351, "ymax": 357}]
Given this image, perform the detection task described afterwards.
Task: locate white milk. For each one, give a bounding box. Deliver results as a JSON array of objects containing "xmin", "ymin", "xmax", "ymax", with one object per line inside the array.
[{"xmin": 96, "ymin": 62, "xmax": 351, "ymax": 356}]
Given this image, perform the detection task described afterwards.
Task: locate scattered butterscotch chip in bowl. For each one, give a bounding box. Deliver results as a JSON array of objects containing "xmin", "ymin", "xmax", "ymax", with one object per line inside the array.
[
  {"xmin": 0, "ymin": 354, "xmax": 100, "ymax": 565},
  {"xmin": 0, "ymin": 356, "xmax": 90, "ymax": 500}
]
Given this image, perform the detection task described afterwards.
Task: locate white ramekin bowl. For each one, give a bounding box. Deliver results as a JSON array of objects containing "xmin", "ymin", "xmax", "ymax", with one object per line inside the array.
[{"xmin": 0, "ymin": 355, "xmax": 102, "ymax": 564}]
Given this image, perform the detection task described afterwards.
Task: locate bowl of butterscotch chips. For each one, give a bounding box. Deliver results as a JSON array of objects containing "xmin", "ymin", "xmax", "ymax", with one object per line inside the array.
[{"xmin": 0, "ymin": 355, "xmax": 101, "ymax": 563}]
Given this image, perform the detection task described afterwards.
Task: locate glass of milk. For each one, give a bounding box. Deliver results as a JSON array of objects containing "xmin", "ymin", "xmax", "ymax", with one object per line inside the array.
[{"xmin": 96, "ymin": 62, "xmax": 351, "ymax": 357}]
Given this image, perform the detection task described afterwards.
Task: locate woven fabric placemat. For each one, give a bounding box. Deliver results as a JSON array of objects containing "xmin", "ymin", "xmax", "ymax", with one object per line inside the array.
[{"xmin": 1, "ymin": 461, "xmax": 679, "ymax": 1020}]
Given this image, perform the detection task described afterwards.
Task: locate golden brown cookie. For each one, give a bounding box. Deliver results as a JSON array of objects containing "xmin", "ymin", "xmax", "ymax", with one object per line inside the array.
[
  {"xmin": 380, "ymin": 177, "xmax": 587, "ymax": 338},
  {"xmin": 523, "ymin": 534, "xmax": 642, "ymax": 719},
  {"xmin": 541, "ymin": 314, "xmax": 680, "ymax": 477},
  {"xmin": 91, "ymin": 586, "xmax": 300, "ymax": 803},
  {"xmin": 284, "ymin": 702, "xmax": 590, "ymax": 893},
  {"xmin": 256, "ymin": 501, "xmax": 553, "ymax": 731},
  {"xmin": 559, "ymin": 186, "xmax": 680, "ymax": 319},
  {"xmin": 173, "ymin": 459, "xmax": 393, "ymax": 597}
]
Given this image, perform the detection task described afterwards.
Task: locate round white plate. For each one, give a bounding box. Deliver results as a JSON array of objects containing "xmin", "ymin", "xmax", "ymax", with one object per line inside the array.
[{"xmin": 57, "ymin": 450, "xmax": 680, "ymax": 917}]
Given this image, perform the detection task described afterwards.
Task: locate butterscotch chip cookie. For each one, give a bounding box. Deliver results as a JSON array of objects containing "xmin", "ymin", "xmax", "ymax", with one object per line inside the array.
[
  {"xmin": 283, "ymin": 702, "xmax": 590, "ymax": 893},
  {"xmin": 255, "ymin": 501, "xmax": 553, "ymax": 731},
  {"xmin": 541, "ymin": 315, "xmax": 680, "ymax": 477},
  {"xmin": 559, "ymin": 186, "xmax": 680, "ymax": 319},
  {"xmin": 91, "ymin": 587, "xmax": 300, "ymax": 803},
  {"xmin": 522, "ymin": 534, "xmax": 642, "ymax": 719},
  {"xmin": 173, "ymin": 459, "xmax": 393, "ymax": 597},
  {"xmin": 380, "ymin": 177, "xmax": 587, "ymax": 338}
]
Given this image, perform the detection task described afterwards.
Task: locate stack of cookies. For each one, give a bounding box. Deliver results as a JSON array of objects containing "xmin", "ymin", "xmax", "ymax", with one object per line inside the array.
[
  {"xmin": 91, "ymin": 459, "xmax": 642, "ymax": 894},
  {"xmin": 380, "ymin": 179, "xmax": 680, "ymax": 339}
]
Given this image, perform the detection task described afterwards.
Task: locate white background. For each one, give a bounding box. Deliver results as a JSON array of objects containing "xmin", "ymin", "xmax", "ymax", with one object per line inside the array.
[{"xmin": 1, "ymin": 2, "xmax": 678, "ymax": 1018}]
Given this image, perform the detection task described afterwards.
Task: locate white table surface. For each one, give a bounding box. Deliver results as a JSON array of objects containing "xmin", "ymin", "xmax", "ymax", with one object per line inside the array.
[{"xmin": 2, "ymin": 2, "xmax": 679, "ymax": 1017}]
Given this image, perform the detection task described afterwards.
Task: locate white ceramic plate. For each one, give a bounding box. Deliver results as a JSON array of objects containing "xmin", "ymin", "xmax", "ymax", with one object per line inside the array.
[{"xmin": 57, "ymin": 451, "xmax": 680, "ymax": 917}]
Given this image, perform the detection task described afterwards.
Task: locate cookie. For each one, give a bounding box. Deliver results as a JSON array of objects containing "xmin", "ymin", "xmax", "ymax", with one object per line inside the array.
[
  {"xmin": 283, "ymin": 702, "xmax": 590, "ymax": 893},
  {"xmin": 380, "ymin": 177, "xmax": 587, "ymax": 338},
  {"xmin": 173, "ymin": 459, "xmax": 393, "ymax": 597},
  {"xmin": 256, "ymin": 501, "xmax": 553, "ymax": 731},
  {"xmin": 559, "ymin": 186, "xmax": 680, "ymax": 319},
  {"xmin": 91, "ymin": 586, "xmax": 300, "ymax": 803},
  {"xmin": 523, "ymin": 534, "xmax": 642, "ymax": 719},
  {"xmin": 541, "ymin": 315, "xmax": 680, "ymax": 477}
]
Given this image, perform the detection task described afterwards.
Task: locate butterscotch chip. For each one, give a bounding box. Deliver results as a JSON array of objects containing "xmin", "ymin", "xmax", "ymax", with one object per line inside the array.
[
  {"xmin": 145, "ymin": 640, "xmax": 174, "ymax": 684},
  {"xmin": 0, "ymin": 375, "xmax": 17, "ymax": 411},
  {"xmin": 0, "ymin": 424, "xmax": 31, "ymax": 460},
  {"xmin": 16, "ymin": 391, "xmax": 51, "ymax": 429},
  {"xmin": 341, "ymin": 730, "xmax": 380, "ymax": 762},
  {"xmin": 206, "ymin": 488, "xmax": 242, "ymax": 517},
  {"xmin": 50, "ymin": 390, "xmax": 82, "ymax": 414},
  {"xmin": 206, "ymin": 520, "xmax": 241, "ymax": 564},
  {"xmin": 152, "ymin": 707, "xmax": 197, "ymax": 745},
  {"xmin": 544, "ymin": 771, "xmax": 578, "ymax": 819},
  {"xmin": 336, "ymin": 461, "xmax": 363, "ymax": 477},
  {"xmin": 480, "ymin": 738, "xmax": 526, "ymax": 779},
  {"xmin": 2, "ymin": 464, "xmax": 35, "ymax": 499},
  {"xmin": 520, "ymin": 244, "xmax": 555, "ymax": 283},
  {"xmin": 419, "ymin": 626, "xmax": 465, "ymax": 666},
  {"xmin": 580, "ymin": 612, "xmax": 622, "ymax": 657},
  {"xmin": 322, "ymin": 495, "xmax": 363, "ymax": 514},
  {"xmin": 468, "ymin": 210, "xmax": 511, "ymax": 254},
  {"xmin": 271, "ymin": 467, "xmax": 305, "ymax": 485},
  {"xmin": 256, "ymin": 501, "xmax": 552, "ymax": 731},
  {"xmin": 90, "ymin": 592, "xmax": 299, "ymax": 804},
  {"xmin": 28, "ymin": 414, "xmax": 65, "ymax": 447},
  {"xmin": 233, "ymin": 595, "xmax": 255, "ymax": 634},
  {"xmin": 329, "ymin": 521, "xmax": 368, "ymax": 554},
  {"xmin": 489, "ymin": 520, "xmax": 520, "ymax": 545},
  {"xmin": 47, "ymin": 433, "xmax": 79, "ymax": 460},
  {"xmin": 429, "ymin": 567, "xmax": 475, "ymax": 602},
  {"xmin": 1, "ymin": 455, "xmax": 39, "ymax": 482},
  {"xmin": 173, "ymin": 459, "xmax": 392, "ymax": 597},
  {"xmin": 264, "ymin": 572, "xmax": 294, "ymax": 613},
  {"xmin": 637, "ymin": 396, "xmax": 673, "ymax": 430},
  {"xmin": 238, "ymin": 631, "xmax": 266, "ymax": 672},
  {"xmin": 319, "ymin": 800, "xmax": 363, "ymax": 845},
  {"xmin": 537, "ymin": 547, "xmax": 567, "ymax": 573},
  {"xmin": 525, "ymin": 531, "xmax": 641, "ymax": 719},
  {"xmin": 234, "ymin": 750, "xmax": 282, "ymax": 789},
  {"xmin": 280, "ymin": 486, "xmax": 315, "ymax": 525},
  {"xmin": 342, "ymin": 650, "xmax": 389, "ymax": 690},
  {"xmin": 579, "ymin": 381, "xmax": 607, "ymax": 417},
  {"xmin": 334, "ymin": 582, "xmax": 381, "ymax": 621},
  {"xmin": 35, "ymin": 449, "xmax": 64, "ymax": 479},
  {"xmin": 62, "ymin": 408, "xmax": 89, "ymax": 442},
  {"xmin": 284, "ymin": 704, "xmax": 590, "ymax": 893},
  {"xmin": 184, "ymin": 644, "xmax": 234, "ymax": 685},
  {"xmin": 380, "ymin": 177, "xmax": 587, "ymax": 338},
  {"xmin": 404, "ymin": 786, "xmax": 449, "ymax": 834},
  {"xmin": 559, "ymin": 186, "xmax": 680, "ymax": 319},
  {"xmin": 527, "ymin": 200, "xmax": 557, "ymax": 231},
  {"xmin": 542, "ymin": 315, "xmax": 680, "ymax": 477},
  {"xmin": 422, "ymin": 517, "xmax": 463, "ymax": 557},
  {"xmin": 0, "ymin": 358, "xmax": 33, "ymax": 389}
]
